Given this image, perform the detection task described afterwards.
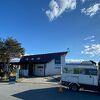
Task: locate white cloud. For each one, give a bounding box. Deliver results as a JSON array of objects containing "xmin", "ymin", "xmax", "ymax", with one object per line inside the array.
[
  {"xmin": 81, "ymin": 44, "xmax": 100, "ymax": 56},
  {"xmin": 84, "ymin": 35, "xmax": 95, "ymax": 41},
  {"xmin": 81, "ymin": 3, "xmax": 100, "ymax": 16},
  {"xmin": 90, "ymin": 39, "xmax": 95, "ymax": 42},
  {"xmin": 46, "ymin": 0, "xmax": 76, "ymax": 21},
  {"xmin": 81, "ymin": 0, "xmax": 85, "ymax": 3},
  {"xmin": 81, "ymin": 0, "xmax": 93, "ymax": 3}
]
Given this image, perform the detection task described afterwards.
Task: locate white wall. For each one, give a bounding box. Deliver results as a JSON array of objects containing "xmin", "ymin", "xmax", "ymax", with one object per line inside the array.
[
  {"xmin": 61, "ymin": 54, "xmax": 66, "ymax": 66},
  {"xmin": 45, "ymin": 54, "xmax": 66, "ymax": 76}
]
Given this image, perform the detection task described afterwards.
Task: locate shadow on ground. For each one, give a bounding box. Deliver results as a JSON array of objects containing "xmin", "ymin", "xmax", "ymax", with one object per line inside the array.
[
  {"xmin": 45, "ymin": 76, "xmax": 61, "ymax": 82},
  {"xmin": 12, "ymin": 87, "xmax": 100, "ymax": 100},
  {"xmin": 46, "ymin": 78, "xmax": 59, "ymax": 82}
]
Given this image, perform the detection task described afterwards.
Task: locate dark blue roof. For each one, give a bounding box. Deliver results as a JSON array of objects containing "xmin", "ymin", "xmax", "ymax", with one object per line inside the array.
[{"xmin": 20, "ymin": 51, "xmax": 68, "ymax": 64}]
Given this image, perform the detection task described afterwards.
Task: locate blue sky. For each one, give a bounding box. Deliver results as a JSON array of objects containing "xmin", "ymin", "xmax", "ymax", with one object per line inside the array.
[{"xmin": 0, "ymin": 0, "xmax": 100, "ymax": 62}]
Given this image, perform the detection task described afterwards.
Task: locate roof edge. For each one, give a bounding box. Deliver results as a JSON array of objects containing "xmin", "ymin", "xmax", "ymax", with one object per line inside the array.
[{"xmin": 23, "ymin": 51, "xmax": 68, "ymax": 57}]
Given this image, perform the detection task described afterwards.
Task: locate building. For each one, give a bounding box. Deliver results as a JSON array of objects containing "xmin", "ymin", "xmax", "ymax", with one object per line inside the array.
[{"xmin": 19, "ymin": 51, "xmax": 68, "ymax": 77}]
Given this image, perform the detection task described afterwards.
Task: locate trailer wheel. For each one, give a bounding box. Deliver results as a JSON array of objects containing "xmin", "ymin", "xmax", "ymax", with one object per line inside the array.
[{"xmin": 69, "ymin": 84, "xmax": 79, "ymax": 91}]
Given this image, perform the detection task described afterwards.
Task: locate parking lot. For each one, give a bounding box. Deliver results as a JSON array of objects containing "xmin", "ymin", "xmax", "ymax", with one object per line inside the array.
[{"xmin": 0, "ymin": 77, "xmax": 100, "ymax": 100}]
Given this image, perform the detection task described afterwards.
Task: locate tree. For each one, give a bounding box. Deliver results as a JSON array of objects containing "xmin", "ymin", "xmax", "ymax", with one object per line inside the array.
[
  {"xmin": 0, "ymin": 37, "xmax": 25, "ymax": 72},
  {"xmin": 4, "ymin": 37, "xmax": 25, "ymax": 62},
  {"xmin": 0, "ymin": 38, "xmax": 7, "ymax": 62}
]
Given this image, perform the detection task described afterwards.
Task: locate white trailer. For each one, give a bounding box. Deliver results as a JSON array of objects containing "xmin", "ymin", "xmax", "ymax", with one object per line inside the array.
[{"xmin": 61, "ymin": 61, "xmax": 100, "ymax": 91}]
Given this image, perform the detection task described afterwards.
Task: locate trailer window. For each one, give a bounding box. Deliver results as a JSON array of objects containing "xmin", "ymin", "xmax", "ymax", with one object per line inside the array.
[
  {"xmin": 92, "ymin": 69, "xmax": 97, "ymax": 75},
  {"xmin": 63, "ymin": 68, "xmax": 73, "ymax": 73},
  {"xmin": 85, "ymin": 69, "xmax": 97, "ymax": 75},
  {"xmin": 37, "ymin": 66, "xmax": 43, "ymax": 69},
  {"xmin": 63, "ymin": 68, "xmax": 68, "ymax": 73},
  {"xmin": 80, "ymin": 69, "xmax": 85, "ymax": 74},
  {"xmin": 73, "ymin": 68, "xmax": 80, "ymax": 74}
]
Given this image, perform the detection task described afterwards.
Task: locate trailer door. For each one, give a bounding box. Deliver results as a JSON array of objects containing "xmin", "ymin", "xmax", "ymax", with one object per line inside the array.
[
  {"xmin": 79, "ymin": 74, "xmax": 94, "ymax": 85},
  {"xmin": 79, "ymin": 68, "xmax": 95, "ymax": 85}
]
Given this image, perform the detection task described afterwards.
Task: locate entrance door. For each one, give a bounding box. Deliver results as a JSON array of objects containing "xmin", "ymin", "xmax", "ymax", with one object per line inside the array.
[{"xmin": 35, "ymin": 65, "xmax": 44, "ymax": 76}]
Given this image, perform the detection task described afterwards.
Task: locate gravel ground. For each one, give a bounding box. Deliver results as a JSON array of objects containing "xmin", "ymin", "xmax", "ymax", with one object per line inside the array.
[{"xmin": 0, "ymin": 77, "xmax": 100, "ymax": 100}]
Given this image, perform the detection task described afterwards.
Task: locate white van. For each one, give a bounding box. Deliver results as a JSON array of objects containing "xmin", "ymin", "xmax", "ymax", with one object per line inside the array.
[{"xmin": 61, "ymin": 61, "xmax": 100, "ymax": 91}]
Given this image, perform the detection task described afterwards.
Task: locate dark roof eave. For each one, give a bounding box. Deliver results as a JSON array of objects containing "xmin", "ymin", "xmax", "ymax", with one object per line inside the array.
[
  {"xmin": 19, "ymin": 61, "xmax": 48, "ymax": 64},
  {"xmin": 20, "ymin": 51, "xmax": 68, "ymax": 64}
]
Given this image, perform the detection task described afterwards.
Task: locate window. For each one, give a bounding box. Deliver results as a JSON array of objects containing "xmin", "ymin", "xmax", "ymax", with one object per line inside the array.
[
  {"xmin": 37, "ymin": 66, "xmax": 43, "ymax": 69},
  {"xmin": 73, "ymin": 68, "xmax": 80, "ymax": 74},
  {"xmin": 89, "ymin": 69, "xmax": 97, "ymax": 75},
  {"xmin": 55, "ymin": 67, "xmax": 61, "ymax": 69},
  {"xmin": 79, "ymin": 68, "xmax": 97, "ymax": 75},
  {"xmin": 63, "ymin": 67, "xmax": 97, "ymax": 76},
  {"xmin": 63, "ymin": 68, "xmax": 68, "ymax": 73},
  {"xmin": 80, "ymin": 68, "xmax": 85, "ymax": 74},
  {"xmin": 63, "ymin": 68, "xmax": 73, "ymax": 74},
  {"xmin": 85, "ymin": 69, "xmax": 97, "ymax": 75},
  {"xmin": 55, "ymin": 64, "xmax": 61, "ymax": 69},
  {"xmin": 55, "ymin": 56, "xmax": 61, "ymax": 64}
]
